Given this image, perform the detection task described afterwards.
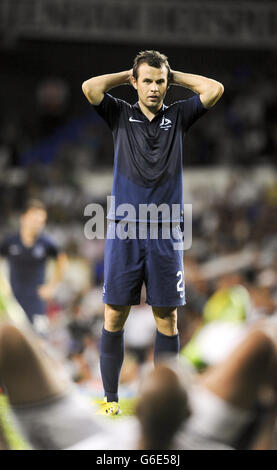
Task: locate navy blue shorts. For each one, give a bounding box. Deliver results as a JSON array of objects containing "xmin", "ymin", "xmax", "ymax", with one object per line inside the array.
[{"xmin": 103, "ymin": 221, "xmax": 185, "ymax": 307}]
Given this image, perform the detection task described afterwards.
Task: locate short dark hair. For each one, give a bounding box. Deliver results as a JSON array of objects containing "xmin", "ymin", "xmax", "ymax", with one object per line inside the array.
[
  {"xmin": 136, "ymin": 364, "xmax": 189, "ymax": 450},
  {"xmin": 132, "ymin": 50, "xmax": 171, "ymax": 84},
  {"xmin": 22, "ymin": 198, "xmax": 47, "ymax": 214}
]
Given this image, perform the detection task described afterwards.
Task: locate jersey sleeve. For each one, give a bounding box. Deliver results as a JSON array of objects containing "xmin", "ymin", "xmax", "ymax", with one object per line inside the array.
[
  {"xmin": 44, "ymin": 236, "xmax": 61, "ymax": 258},
  {"xmin": 92, "ymin": 93, "xmax": 121, "ymax": 131},
  {"xmin": 0, "ymin": 237, "xmax": 11, "ymax": 256},
  {"xmin": 178, "ymin": 94, "xmax": 208, "ymax": 132}
]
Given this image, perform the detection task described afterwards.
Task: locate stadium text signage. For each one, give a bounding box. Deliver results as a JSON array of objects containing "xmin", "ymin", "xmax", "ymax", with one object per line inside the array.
[{"xmin": 1, "ymin": 0, "xmax": 277, "ymax": 48}]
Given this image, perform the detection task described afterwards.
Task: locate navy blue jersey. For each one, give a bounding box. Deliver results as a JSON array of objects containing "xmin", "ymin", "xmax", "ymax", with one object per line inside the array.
[
  {"xmin": 0, "ymin": 233, "xmax": 60, "ymax": 319},
  {"xmin": 93, "ymin": 93, "xmax": 208, "ymax": 222}
]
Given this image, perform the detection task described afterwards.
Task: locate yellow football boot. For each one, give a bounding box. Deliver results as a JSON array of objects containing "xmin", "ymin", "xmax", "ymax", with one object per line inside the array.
[{"xmin": 96, "ymin": 397, "xmax": 121, "ymax": 416}]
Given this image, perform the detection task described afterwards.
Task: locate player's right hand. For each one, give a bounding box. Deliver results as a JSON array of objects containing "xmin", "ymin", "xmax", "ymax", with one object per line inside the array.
[{"xmin": 37, "ymin": 283, "xmax": 56, "ymax": 301}]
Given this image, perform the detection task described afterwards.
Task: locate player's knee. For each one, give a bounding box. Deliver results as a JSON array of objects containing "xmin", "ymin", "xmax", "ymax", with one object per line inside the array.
[
  {"xmin": 104, "ymin": 304, "xmax": 129, "ymax": 331},
  {"xmin": 153, "ymin": 307, "xmax": 177, "ymax": 321},
  {"xmin": 106, "ymin": 304, "xmax": 130, "ymax": 315},
  {"xmin": 153, "ymin": 308, "xmax": 178, "ymax": 335},
  {"xmin": 166, "ymin": 310, "xmax": 177, "ymax": 329},
  {"xmin": 166, "ymin": 318, "xmax": 178, "ymax": 336}
]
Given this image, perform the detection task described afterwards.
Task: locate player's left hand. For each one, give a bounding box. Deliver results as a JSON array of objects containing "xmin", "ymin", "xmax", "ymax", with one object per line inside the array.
[{"xmin": 37, "ymin": 283, "xmax": 56, "ymax": 301}]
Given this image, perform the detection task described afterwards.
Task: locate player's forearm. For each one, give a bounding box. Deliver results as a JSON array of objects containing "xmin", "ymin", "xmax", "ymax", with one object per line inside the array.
[
  {"xmin": 82, "ymin": 70, "xmax": 132, "ymax": 105},
  {"xmin": 49, "ymin": 253, "xmax": 68, "ymax": 286},
  {"xmin": 171, "ymin": 70, "xmax": 224, "ymax": 109}
]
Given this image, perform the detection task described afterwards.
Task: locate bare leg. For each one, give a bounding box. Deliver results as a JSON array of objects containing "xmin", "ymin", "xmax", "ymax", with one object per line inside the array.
[
  {"xmin": 0, "ymin": 323, "xmax": 67, "ymax": 406},
  {"xmin": 152, "ymin": 307, "xmax": 178, "ymax": 335},
  {"xmin": 104, "ymin": 304, "xmax": 131, "ymax": 332}
]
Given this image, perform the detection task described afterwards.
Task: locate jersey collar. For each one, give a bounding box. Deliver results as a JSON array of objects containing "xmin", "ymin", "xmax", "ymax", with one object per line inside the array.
[{"xmin": 133, "ymin": 102, "xmax": 167, "ymax": 121}]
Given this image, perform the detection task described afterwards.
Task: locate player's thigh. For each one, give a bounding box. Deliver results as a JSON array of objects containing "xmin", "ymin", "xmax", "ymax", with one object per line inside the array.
[
  {"xmin": 103, "ymin": 221, "xmax": 145, "ymax": 306},
  {"xmin": 145, "ymin": 226, "xmax": 185, "ymax": 307}
]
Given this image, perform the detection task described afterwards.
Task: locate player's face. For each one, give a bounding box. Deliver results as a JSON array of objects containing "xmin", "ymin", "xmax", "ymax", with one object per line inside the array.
[
  {"xmin": 132, "ymin": 63, "xmax": 168, "ymax": 112},
  {"xmin": 21, "ymin": 208, "xmax": 47, "ymax": 235}
]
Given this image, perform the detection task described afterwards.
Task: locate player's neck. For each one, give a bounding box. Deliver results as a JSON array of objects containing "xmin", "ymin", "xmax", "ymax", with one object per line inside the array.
[
  {"xmin": 138, "ymin": 99, "xmax": 163, "ymax": 122},
  {"xmin": 20, "ymin": 227, "xmax": 37, "ymax": 247}
]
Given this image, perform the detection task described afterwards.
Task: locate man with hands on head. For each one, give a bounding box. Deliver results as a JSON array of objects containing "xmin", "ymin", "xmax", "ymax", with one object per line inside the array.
[{"xmin": 82, "ymin": 50, "xmax": 224, "ymax": 415}]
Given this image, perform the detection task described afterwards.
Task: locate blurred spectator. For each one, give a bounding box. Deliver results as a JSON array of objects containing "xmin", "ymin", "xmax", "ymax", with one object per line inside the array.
[
  {"xmin": 36, "ymin": 78, "xmax": 70, "ymax": 137},
  {"xmin": 2, "ymin": 322, "xmax": 277, "ymax": 450}
]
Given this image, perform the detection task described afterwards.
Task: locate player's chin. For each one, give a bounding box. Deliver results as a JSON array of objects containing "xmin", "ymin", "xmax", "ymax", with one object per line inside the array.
[{"xmin": 147, "ymin": 98, "xmax": 162, "ymax": 110}]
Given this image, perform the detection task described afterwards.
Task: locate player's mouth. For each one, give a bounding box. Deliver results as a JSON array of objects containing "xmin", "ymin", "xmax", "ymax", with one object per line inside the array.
[{"xmin": 148, "ymin": 95, "xmax": 159, "ymax": 101}]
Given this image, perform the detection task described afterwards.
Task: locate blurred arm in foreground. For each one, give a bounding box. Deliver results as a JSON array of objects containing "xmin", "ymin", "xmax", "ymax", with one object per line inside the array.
[{"xmin": 1, "ymin": 319, "xmax": 277, "ymax": 449}]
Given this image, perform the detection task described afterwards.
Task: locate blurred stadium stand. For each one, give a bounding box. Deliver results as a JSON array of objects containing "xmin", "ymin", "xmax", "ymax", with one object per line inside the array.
[{"xmin": 1, "ymin": 0, "xmax": 277, "ymax": 48}]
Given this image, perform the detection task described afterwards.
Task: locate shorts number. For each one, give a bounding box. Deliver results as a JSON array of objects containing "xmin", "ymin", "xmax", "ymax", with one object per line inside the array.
[{"xmin": 176, "ymin": 271, "xmax": 184, "ymax": 298}]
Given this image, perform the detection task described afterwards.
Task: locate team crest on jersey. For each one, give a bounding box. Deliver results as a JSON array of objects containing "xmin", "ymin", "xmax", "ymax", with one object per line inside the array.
[
  {"xmin": 33, "ymin": 245, "xmax": 46, "ymax": 258},
  {"xmin": 160, "ymin": 116, "xmax": 172, "ymax": 131}
]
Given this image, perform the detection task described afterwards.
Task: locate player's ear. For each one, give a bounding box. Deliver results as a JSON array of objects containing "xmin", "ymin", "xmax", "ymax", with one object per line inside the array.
[{"xmin": 131, "ymin": 75, "xmax": 137, "ymax": 90}]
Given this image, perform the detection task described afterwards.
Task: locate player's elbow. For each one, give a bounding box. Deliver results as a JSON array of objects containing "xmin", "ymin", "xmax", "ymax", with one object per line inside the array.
[
  {"xmin": 211, "ymin": 82, "xmax": 224, "ymax": 103},
  {"xmin": 82, "ymin": 81, "xmax": 90, "ymax": 99},
  {"xmin": 82, "ymin": 80, "xmax": 102, "ymax": 105},
  {"xmin": 202, "ymin": 82, "xmax": 224, "ymax": 108},
  {"xmin": 82, "ymin": 81, "xmax": 95, "ymax": 104},
  {"xmin": 216, "ymin": 82, "xmax": 224, "ymax": 99}
]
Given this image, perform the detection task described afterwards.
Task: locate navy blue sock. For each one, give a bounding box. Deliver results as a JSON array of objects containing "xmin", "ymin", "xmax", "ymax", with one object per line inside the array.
[
  {"xmin": 100, "ymin": 327, "xmax": 124, "ymax": 402},
  {"xmin": 154, "ymin": 329, "xmax": 180, "ymax": 365}
]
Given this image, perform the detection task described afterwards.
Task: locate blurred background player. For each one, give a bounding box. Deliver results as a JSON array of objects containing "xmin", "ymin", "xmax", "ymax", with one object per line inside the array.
[
  {"xmin": 82, "ymin": 50, "xmax": 224, "ymax": 415},
  {"xmin": 0, "ymin": 199, "xmax": 68, "ymax": 334}
]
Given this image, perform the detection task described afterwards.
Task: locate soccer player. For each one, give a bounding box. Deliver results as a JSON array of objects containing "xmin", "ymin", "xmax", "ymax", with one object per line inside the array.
[
  {"xmin": 0, "ymin": 199, "xmax": 67, "ymax": 332},
  {"xmin": 82, "ymin": 50, "xmax": 224, "ymax": 414}
]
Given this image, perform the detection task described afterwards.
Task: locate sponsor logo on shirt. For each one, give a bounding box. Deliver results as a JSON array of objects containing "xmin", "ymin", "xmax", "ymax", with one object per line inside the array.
[
  {"xmin": 129, "ymin": 116, "xmax": 144, "ymax": 123},
  {"xmin": 160, "ymin": 116, "xmax": 172, "ymax": 131}
]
